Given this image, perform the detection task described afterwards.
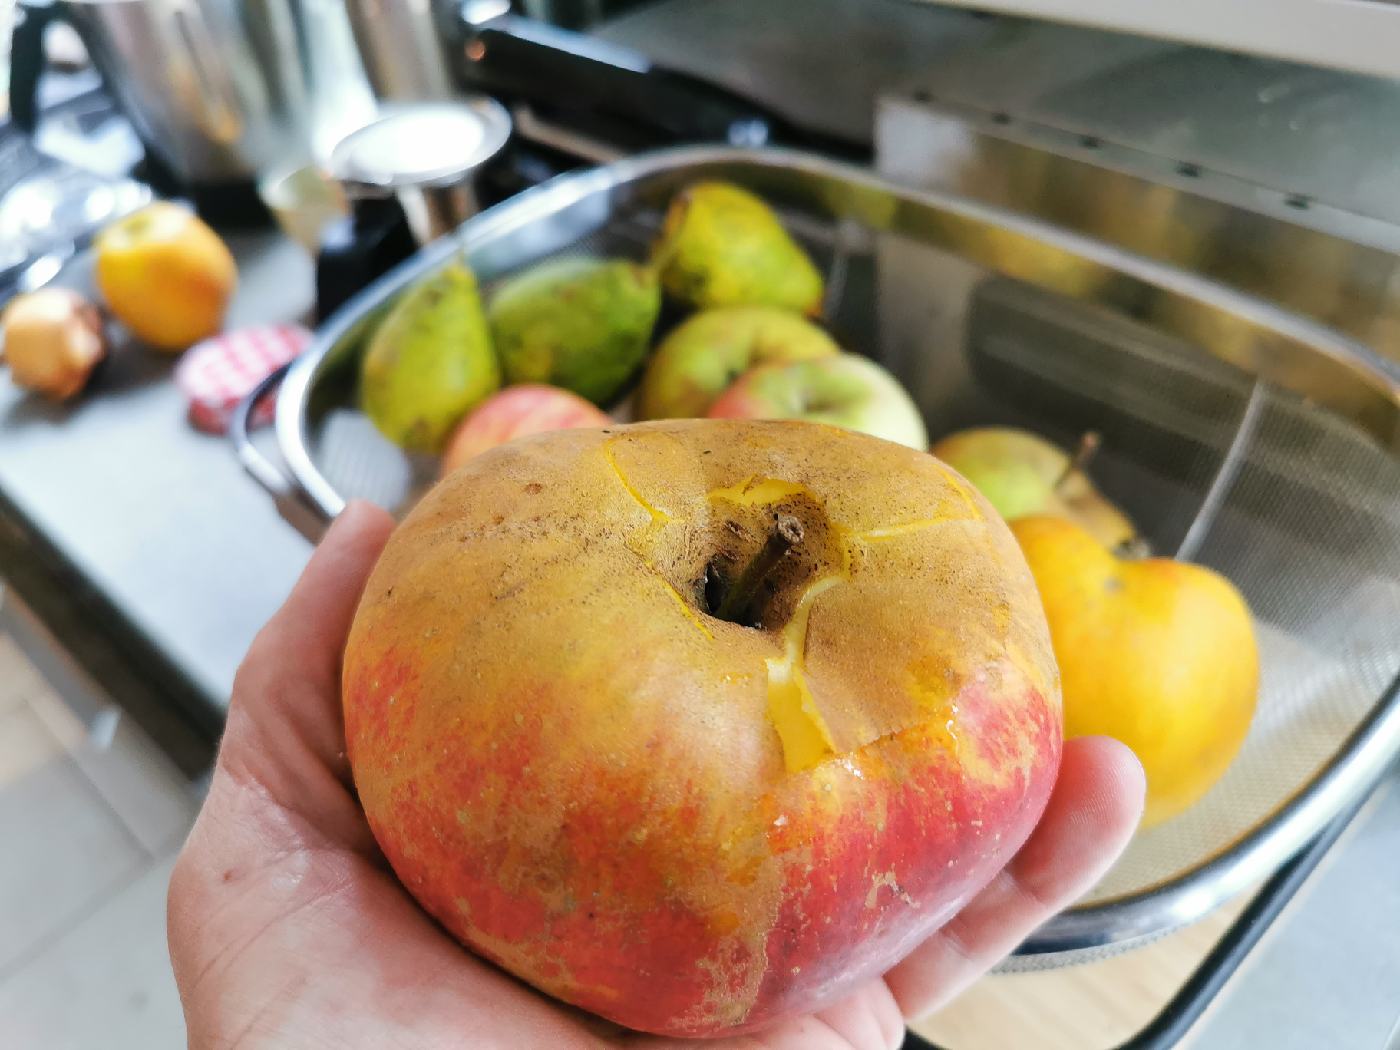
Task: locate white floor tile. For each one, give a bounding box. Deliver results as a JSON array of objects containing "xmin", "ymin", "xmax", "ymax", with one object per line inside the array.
[
  {"xmin": 0, "ymin": 853, "xmax": 186, "ymax": 1050},
  {"xmin": 22, "ymin": 679, "xmax": 86, "ymax": 750},
  {"xmin": 0, "ymin": 707, "xmax": 64, "ymax": 788},
  {"xmin": 0, "ymin": 747, "xmax": 146, "ymax": 973},
  {"xmin": 0, "ymin": 633, "xmax": 44, "ymax": 713},
  {"xmin": 28, "ymin": 690, "xmax": 199, "ymax": 855}
]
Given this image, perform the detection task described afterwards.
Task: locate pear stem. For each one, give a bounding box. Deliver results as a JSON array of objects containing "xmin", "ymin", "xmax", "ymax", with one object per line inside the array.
[
  {"xmin": 1054, "ymin": 431, "xmax": 1102, "ymax": 492},
  {"xmin": 715, "ymin": 514, "xmax": 804, "ymax": 625}
]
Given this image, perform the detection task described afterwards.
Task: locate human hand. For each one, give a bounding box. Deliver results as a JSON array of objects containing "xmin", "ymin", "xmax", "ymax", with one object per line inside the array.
[{"xmin": 168, "ymin": 501, "xmax": 1144, "ymax": 1049}]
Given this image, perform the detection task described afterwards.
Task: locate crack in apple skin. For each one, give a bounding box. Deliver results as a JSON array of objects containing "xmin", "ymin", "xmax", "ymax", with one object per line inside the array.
[
  {"xmin": 657, "ymin": 574, "xmax": 716, "ymax": 640},
  {"xmin": 707, "ymin": 474, "xmax": 811, "ymax": 508},
  {"xmin": 604, "ymin": 437, "xmax": 719, "ymax": 642},
  {"xmin": 932, "ymin": 461, "xmax": 985, "ymax": 521},
  {"xmin": 617, "ymin": 466, "xmax": 1002, "ymax": 773},
  {"xmin": 853, "ymin": 517, "xmax": 973, "ymax": 542},
  {"xmin": 603, "ymin": 438, "xmax": 672, "ymax": 527},
  {"xmin": 704, "ymin": 475, "xmax": 852, "ymax": 772},
  {"xmin": 764, "ymin": 575, "xmax": 841, "ymax": 772}
]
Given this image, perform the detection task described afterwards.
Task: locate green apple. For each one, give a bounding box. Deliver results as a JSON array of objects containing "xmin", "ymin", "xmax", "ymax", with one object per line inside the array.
[
  {"xmin": 706, "ymin": 352, "xmax": 927, "ymax": 449},
  {"xmin": 931, "ymin": 427, "xmax": 1137, "ymax": 550},
  {"xmin": 637, "ymin": 306, "xmax": 839, "ymax": 419}
]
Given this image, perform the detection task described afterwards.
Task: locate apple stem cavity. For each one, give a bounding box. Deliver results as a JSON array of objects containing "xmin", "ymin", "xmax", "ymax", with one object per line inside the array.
[{"xmin": 712, "ymin": 513, "xmax": 805, "ymax": 627}]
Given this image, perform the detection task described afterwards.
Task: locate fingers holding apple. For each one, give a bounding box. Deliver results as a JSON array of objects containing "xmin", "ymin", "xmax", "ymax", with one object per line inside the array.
[
  {"xmin": 707, "ymin": 352, "xmax": 929, "ymax": 450},
  {"xmin": 1012, "ymin": 515, "xmax": 1258, "ymax": 827},
  {"xmin": 442, "ymin": 384, "xmax": 612, "ymax": 474}
]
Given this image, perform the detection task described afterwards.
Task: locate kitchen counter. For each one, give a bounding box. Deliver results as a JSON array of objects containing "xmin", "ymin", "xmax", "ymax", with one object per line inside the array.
[{"xmin": 0, "ymin": 232, "xmax": 316, "ymax": 771}]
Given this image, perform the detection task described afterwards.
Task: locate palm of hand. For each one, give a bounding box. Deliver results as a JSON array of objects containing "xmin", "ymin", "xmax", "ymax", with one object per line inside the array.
[{"xmin": 168, "ymin": 504, "xmax": 1143, "ymax": 1050}]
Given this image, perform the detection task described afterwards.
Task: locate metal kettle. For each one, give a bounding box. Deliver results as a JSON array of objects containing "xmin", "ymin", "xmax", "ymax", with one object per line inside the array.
[{"xmin": 9, "ymin": 0, "xmax": 376, "ymax": 188}]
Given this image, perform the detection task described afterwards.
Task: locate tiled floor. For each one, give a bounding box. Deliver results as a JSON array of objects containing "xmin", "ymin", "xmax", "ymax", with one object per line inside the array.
[{"xmin": 0, "ymin": 631, "xmax": 196, "ymax": 1049}]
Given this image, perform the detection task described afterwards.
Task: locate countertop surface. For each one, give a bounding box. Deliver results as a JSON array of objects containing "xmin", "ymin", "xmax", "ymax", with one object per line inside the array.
[{"xmin": 0, "ymin": 233, "xmax": 316, "ymax": 736}]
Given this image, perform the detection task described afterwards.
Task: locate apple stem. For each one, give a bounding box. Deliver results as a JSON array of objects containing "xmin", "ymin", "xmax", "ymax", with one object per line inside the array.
[
  {"xmin": 715, "ymin": 514, "xmax": 804, "ymax": 625},
  {"xmin": 1055, "ymin": 431, "xmax": 1102, "ymax": 491},
  {"xmin": 1118, "ymin": 537, "xmax": 1153, "ymax": 560}
]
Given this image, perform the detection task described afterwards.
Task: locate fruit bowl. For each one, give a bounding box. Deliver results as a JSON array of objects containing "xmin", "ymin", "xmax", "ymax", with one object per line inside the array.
[{"xmin": 234, "ymin": 146, "xmax": 1400, "ymax": 966}]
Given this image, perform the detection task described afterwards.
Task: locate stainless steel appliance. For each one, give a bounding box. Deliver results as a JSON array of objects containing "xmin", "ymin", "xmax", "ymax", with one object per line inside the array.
[
  {"xmin": 9, "ymin": 0, "xmax": 376, "ymax": 187},
  {"xmin": 343, "ymin": 0, "xmax": 455, "ymax": 102}
]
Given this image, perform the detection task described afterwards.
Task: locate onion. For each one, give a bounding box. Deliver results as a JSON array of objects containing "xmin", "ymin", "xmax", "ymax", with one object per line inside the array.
[{"xmin": 1, "ymin": 288, "xmax": 107, "ymax": 400}]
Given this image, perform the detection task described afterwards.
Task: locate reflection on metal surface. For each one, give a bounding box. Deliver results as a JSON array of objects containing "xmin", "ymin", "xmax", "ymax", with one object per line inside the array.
[
  {"xmin": 876, "ymin": 95, "xmax": 1400, "ymax": 373},
  {"xmin": 1174, "ymin": 380, "xmax": 1266, "ymax": 562},
  {"xmin": 15, "ymin": 0, "xmax": 377, "ymax": 184},
  {"xmin": 921, "ymin": 0, "xmax": 1400, "ymax": 86},
  {"xmin": 264, "ymin": 146, "xmax": 1400, "ymax": 962}
]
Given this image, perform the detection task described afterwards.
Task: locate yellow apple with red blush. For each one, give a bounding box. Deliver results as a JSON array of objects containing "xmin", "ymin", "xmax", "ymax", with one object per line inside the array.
[{"xmin": 344, "ymin": 419, "xmax": 1061, "ymax": 1037}]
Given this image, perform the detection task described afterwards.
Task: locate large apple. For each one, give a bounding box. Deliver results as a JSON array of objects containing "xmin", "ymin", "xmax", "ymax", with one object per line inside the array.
[
  {"xmin": 441, "ymin": 383, "xmax": 611, "ymax": 475},
  {"xmin": 1012, "ymin": 515, "xmax": 1257, "ymax": 826},
  {"xmin": 344, "ymin": 419, "xmax": 1060, "ymax": 1037},
  {"xmin": 707, "ymin": 353, "xmax": 928, "ymax": 450},
  {"xmin": 931, "ymin": 427, "xmax": 1136, "ymax": 551},
  {"xmin": 637, "ymin": 305, "xmax": 839, "ymax": 419}
]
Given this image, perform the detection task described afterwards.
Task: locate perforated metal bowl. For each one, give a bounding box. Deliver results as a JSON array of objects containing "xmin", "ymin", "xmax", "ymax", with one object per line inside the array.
[{"xmin": 236, "ymin": 146, "xmax": 1400, "ymax": 964}]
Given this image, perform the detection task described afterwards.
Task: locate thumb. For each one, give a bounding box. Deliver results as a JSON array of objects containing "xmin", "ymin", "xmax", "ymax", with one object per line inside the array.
[{"xmin": 222, "ymin": 500, "xmax": 395, "ymax": 790}]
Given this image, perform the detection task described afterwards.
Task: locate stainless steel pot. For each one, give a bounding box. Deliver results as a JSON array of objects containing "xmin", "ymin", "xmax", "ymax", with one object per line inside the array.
[{"xmin": 10, "ymin": 0, "xmax": 376, "ymax": 186}]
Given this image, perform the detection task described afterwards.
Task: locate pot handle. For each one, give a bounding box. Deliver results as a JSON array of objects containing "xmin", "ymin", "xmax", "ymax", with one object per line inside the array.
[
  {"xmin": 229, "ymin": 361, "xmax": 333, "ymax": 542},
  {"xmin": 9, "ymin": 0, "xmax": 60, "ymax": 132}
]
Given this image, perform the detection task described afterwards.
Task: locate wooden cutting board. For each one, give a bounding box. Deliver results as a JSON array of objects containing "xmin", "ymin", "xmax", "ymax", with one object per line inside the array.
[{"xmin": 908, "ymin": 894, "xmax": 1250, "ymax": 1049}]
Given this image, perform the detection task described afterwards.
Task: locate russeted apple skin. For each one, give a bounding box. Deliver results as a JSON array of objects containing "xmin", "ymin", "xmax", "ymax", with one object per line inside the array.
[{"xmin": 343, "ymin": 419, "xmax": 1062, "ymax": 1037}]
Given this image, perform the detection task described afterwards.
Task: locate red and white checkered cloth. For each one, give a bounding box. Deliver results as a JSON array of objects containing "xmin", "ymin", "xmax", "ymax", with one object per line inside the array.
[{"xmin": 175, "ymin": 324, "xmax": 311, "ymax": 434}]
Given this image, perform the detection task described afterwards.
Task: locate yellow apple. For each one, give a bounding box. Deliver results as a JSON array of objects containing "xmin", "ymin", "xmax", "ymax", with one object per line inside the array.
[
  {"xmin": 95, "ymin": 202, "xmax": 236, "ymax": 351},
  {"xmin": 1012, "ymin": 515, "xmax": 1258, "ymax": 826}
]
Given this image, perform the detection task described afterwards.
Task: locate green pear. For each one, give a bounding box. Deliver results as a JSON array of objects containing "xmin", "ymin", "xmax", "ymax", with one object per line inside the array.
[
  {"xmin": 637, "ymin": 306, "xmax": 839, "ymax": 419},
  {"xmin": 361, "ymin": 261, "xmax": 501, "ymax": 454},
  {"xmin": 653, "ymin": 182, "xmax": 823, "ymax": 314},
  {"xmin": 931, "ymin": 427, "xmax": 1137, "ymax": 550},
  {"xmin": 489, "ymin": 256, "xmax": 661, "ymax": 406}
]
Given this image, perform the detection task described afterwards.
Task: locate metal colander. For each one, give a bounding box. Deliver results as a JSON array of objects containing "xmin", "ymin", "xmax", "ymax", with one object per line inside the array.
[{"xmin": 241, "ymin": 147, "xmax": 1400, "ymax": 965}]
